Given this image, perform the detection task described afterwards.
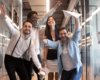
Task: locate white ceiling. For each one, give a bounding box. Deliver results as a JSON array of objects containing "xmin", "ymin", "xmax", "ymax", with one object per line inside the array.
[
  {"xmin": 28, "ymin": 0, "xmax": 46, "ymax": 5},
  {"xmin": 23, "ymin": 0, "xmax": 78, "ymax": 27}
]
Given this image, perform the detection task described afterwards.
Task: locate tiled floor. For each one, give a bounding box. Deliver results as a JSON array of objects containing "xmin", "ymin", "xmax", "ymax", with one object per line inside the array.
[
  {"xmin": 0, "ymin": 74, "xmax": 82, "ymax": 80},
  {"xmin": 1, "ymin": 70, "xmax": 100, "ymax": 80},
  {"xmin": 0, "ymin": 74, "xmax": 48, "ymax": 80}
]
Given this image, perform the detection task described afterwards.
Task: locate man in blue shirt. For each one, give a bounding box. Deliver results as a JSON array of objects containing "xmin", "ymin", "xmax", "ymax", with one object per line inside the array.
[{"xmin": 39, "ymin": 9, "xmax": 82, "ymax": 80}]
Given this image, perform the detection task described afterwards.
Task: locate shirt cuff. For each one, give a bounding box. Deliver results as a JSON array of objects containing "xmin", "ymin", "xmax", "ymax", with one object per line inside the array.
[
  {"xmin": 45, "ymin": 39, "xmax": 51, "ymax": 46},
  {"xmin": 52, "ymin": 8, "xmax": 56, "ymax": 13},
  {"xmin": 3, "ymin": 15, "xmax": 9, "ymax": 21},
  {"xmin": 38, "ymin": 65, "xmax": 42, "ymax": 70},
  {"xmin": 43, "ymin": 39, "xmax": 48, "ymax": 44},
  {"xmin": 75, "ymin": 29, "xmax": 81, "ymax": 33}
]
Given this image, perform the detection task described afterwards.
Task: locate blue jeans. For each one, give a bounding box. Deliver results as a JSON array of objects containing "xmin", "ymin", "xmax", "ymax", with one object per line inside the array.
[
  {"xmin": 73, "ymin": 67, "xmax": 82, "ymax": 80},
  {"xmin": 61, "ymin": 67, "xmax": 82, "ymax": 80}
]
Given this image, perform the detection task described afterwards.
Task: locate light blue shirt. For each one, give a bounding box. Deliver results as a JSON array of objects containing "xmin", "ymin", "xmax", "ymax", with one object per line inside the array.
[{"xmin": 45, "ymin": 29, "xmax": 82, "ymax": 78}]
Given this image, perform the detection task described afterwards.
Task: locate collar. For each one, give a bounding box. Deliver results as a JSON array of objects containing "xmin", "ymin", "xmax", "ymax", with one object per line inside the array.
[
  {"xmin": 48, "ymin": 28, "xmax": 59, "ymax": 41},
  {"xmin": 60, "ymin": 38, "xmax": 69, "ymax": 47},
  {"xmin": 20, "ymin": 31, "xmax": 31, "ymax": 40}
]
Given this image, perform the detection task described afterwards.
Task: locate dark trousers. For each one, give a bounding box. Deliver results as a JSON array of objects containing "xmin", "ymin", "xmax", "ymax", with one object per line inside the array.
[
  {"xmin": 61, "ymin": 67, "xmax": 82, "ymax": 80},
  {"xmin": 24, "ymin": 54, "xmax": 44, "ymax": 80},
  {"xmin": 23, "ymin": 58, "xmax": 33, "ymax": 80},
  {"xmin": 4, "ymin": 55, "xmax": 29, "ymax": 80}
]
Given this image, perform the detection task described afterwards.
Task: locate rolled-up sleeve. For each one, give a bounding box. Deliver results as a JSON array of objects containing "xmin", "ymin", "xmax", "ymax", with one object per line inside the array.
[
  {"xmin": 45, "ymin": 39, "xmax": 58, "ymax": 49},
  {"xmin": 38, "ymin": 8, "xmax": 56, "ymax": 26},
  {"xmin": 72, "ymin": 29, "xmax": 81, "ymax": 43}
]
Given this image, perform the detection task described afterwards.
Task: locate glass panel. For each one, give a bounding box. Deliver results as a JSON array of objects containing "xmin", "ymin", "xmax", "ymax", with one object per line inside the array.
[
  {"xmin": 87, "ymin": 0, "xmax": 100, "ymax": 80},
  {"xmin": 0, "ymin": 0, "xmax": 21, "ymax": 80},
  {"xmin": 80, "ymin": 0, "xmax": 87, "ymax": 79},
  {"xmin": 79, "ymin": 0, "xmax": 100, "ymax": 80},
  {"xmin": 0, "ymin": 27, "xmax": 3, "ymax": 78}
]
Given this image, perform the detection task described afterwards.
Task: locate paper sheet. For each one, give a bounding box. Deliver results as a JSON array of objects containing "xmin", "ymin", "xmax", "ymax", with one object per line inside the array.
[
  {"xmin": 62, "ymin": 10, "xmax": 82, "ymax": 18},
  {"xmin": 41, "ymin": 67, "xmax": 50, "ymax": 76}
]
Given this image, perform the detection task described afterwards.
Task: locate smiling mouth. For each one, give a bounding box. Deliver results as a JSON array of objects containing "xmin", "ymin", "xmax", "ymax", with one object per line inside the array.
[
  {"xmin": 33, "ymin": 21, "xmax": 37, "ymax": 23},
  {"xmin": 61, "ymin": 37, "xmax": 66, "ymax": 40},
  {"xmin": 25, "ymin": 30, "xmax": 30, "ymax": 32},
  {"xmin": 61, "ymin": 37, "xmax": 65, "ymax": 39},
  {"xmin": 49, "ymin": 22, "xmax": 53, "ymax": 24}
]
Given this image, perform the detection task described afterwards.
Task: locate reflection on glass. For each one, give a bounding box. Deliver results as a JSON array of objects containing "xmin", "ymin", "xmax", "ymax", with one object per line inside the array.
[{"xmin": 0, "ymin": 0, "xmax": 20, "ymax": 79}]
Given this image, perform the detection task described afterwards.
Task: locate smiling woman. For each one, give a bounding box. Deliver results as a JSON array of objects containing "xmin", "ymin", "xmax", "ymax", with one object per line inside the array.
[{"xmin": 43, "ymin": 16, "xmax": 60, "ymax": 80}]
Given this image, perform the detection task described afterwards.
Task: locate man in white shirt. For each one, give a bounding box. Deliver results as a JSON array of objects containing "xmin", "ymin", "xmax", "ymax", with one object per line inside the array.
[
  {"xmin": 23, "ymin": 1, "xmax": 62, "ymax": 80},
  {"xmin": 0, "ymin": 5, "xmax": 43, "ymax": 80}
]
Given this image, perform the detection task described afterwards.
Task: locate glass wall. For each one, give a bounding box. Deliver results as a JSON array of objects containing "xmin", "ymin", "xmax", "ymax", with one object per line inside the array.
[
  {"xmin": 87, "ymin": 0, "xmax": 100, "ymax": 80},
  {"xmin": 66, "ymin": 0, "xmax": 100, "ymax": 80},
  {"xmin": 68, "ymin": 0, "xmax": 100, "ymax": 80},
  {"xmin": 0, "ymin": 0, "xmax": 22, "ymax": 80}
]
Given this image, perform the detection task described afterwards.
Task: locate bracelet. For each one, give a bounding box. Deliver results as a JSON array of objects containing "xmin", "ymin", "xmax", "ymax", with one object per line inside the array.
[{"xmin": 43, "ymin": 59, "xmax": 46, "ymax": 61}]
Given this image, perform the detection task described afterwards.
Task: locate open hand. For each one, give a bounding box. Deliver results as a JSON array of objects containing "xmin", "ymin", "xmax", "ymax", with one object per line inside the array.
[
  {"xmin": 72, "ymin": 9, "xmax": 78, "ymax": 14},
  {"xmin": 54, "ymin": 1, "xmax": 62, "ymax": 9},
  {"xmin": 0, "ymin": 5, "xmax": 6, "ymax": 19},
  {"xmin": 68, "ymin": 32, "xmax": 73, "ymax": 37},
  {"xmin": 56, "ymin": 1, "xmax": 62, "ymax": 6},
  {"xmin": 39, "ymin": 29, "xmax": 46, "ymax": 39},
  {"xmin": 72, "ymin": 9, "xmax": 80, "ymax": 19}
]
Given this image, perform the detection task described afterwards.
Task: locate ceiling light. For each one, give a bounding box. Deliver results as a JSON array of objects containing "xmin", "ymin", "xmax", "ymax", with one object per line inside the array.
[{"xmin": 46, "ymin": 0, "xmax": 49, "ymax": 12}]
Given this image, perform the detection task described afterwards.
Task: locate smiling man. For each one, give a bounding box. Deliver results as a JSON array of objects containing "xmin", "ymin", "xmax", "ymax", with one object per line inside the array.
[
  {"xmin": 23, "ymin": 1, "xmax": 62, "ymax": 80},
  {"xmin": 0, "ymin": 5, "xmax": 43, "ymax": 80},
  {"xmin": 39, "ymin": 9, "xmax": 82, "ymax": 80}
]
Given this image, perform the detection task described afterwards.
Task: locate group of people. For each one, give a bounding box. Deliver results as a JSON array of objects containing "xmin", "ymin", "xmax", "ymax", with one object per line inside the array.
[{"xmin": 0, "ymin": 1, "xmax": 82, "ymax": 80}]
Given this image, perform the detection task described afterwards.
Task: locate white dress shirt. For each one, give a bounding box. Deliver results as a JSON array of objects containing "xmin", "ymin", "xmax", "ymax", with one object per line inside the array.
[
  {"xmin": 4, "ymin": 16, "xmax": 41, "ymax": 69},
  {"xmin": 30, "ymin": 8, "xmax": 56, "ymax": 56}
]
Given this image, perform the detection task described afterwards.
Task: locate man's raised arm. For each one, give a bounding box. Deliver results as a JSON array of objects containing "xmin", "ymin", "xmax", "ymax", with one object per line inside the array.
[
  {"xmin": 0, "ymin": 5, "xmax": 17, "ymax": 35},
  {"xmin": 38, "ymin": 1, "xmax": 62, "ymax": 26},
  {"xmin": 72, "ymin": 9, "xmax": 81, "ymax": 43}
]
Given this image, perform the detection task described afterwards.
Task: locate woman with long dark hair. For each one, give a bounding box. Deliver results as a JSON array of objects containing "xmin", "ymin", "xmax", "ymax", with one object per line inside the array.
[{"xmin": 42, "ymin": 16, "xmax": 59, "ymax": 80}]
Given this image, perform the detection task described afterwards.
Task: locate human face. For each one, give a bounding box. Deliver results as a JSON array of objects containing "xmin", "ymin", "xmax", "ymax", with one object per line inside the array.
[
  {"xmin": 30, "ymin": 14, "xmax": 38, "ymax": 26},
  {"xmin": 23, "ymin": 22, "xmax": 32, "ymax": 35},
  {"xmin": 59, "ymin": 29, "xmax": 68, "ymax": 43},
  {"xmin": 48, "ymin": 17, "xmax": 56, "ymax": 27}
]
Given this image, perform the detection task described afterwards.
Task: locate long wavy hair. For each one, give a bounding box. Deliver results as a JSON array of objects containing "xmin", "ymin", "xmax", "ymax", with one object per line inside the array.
[{"xmin": 45, "ymin": 16, "xmax": 58, "ymax": 39}]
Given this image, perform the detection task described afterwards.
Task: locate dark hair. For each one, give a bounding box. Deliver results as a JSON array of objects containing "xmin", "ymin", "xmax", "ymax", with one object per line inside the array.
[
  {"xmin": 23, "ymin": 20, "xmax": 32, "ymax": 26},
  {"xmin": 27, "ymin": 11, "xmax": 38, "ymax": 19},
  {"xmin": 58, "ymin": 27, "xmax": 67, "ymax": 34},
  {"xmin": 45, "ymin": 16, "xmax": 57, "ymax": 38}
]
